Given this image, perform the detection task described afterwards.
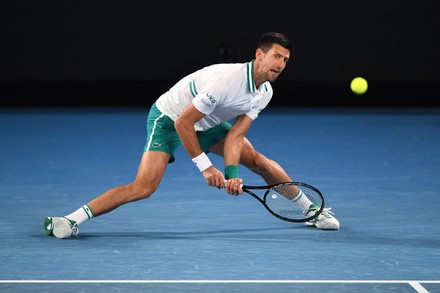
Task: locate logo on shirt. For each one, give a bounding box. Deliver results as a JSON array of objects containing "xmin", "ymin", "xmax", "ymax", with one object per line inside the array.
[{"xmin": 206, "ymin": 92, "xmax": 216, "ymax": 104}]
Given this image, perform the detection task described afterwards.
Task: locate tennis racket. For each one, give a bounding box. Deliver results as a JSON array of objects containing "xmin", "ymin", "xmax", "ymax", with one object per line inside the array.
[{"xmin": 242, "ymin": 182, "xmax": 325, "ymax": 223}]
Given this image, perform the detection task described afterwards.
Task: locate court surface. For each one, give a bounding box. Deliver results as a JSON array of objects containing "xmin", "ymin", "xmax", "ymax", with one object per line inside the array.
[{"xmin": 0, "ymin": 107, "xmax": 439, "ymax": 292}]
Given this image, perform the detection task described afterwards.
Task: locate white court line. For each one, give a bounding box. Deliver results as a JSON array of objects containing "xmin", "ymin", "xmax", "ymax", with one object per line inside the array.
[
  {"xmin": 1, "ymin": 280, "xmax": 440, "ymax": 284},
  {"xmin": 409, "ymin": 282, "xmax": 430, "ymax": 293}
]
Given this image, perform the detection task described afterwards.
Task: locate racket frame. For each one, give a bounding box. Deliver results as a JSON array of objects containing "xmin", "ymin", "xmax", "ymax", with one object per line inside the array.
[{"xmin": 241, "ymin": 182, "xmax": 325, "ymax": 223}]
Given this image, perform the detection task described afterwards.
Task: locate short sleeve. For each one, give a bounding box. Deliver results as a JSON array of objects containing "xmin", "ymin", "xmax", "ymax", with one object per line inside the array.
[
  {"xmin": 192, "ymin": 91, "xmax": 220, "ymax": 116},
  {"xmin": 245, "ymin": 83, "xmax": 273, "ymax": 120}
]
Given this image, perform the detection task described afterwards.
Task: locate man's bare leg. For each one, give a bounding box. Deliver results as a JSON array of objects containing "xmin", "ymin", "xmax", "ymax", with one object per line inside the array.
[
  {"xmin": 44, "ymin": 151, "xmax": 171, "ymax": 238},
  {"xmin": 88, "ymin": 151, "xmax": 171, "ymax": 216}
]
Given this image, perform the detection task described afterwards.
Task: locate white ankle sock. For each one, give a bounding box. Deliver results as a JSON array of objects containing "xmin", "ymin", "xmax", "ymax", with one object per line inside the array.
[
  {"xmin": 291, "ymin": 189, "xmax": 313, "ymax": 213},
  {"xmin": 65, "ymin": 204, "xmax": 94, "ymax": 225}
]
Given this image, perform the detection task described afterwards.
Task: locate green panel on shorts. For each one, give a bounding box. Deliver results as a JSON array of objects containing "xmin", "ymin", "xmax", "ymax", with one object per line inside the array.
[
  {"xmin": 198, "ymin": 122, "xmax": 231, "ymax": 152},
  {"xmin": 144, "ymin": 103, "xmax": 231, "ymax": 163}
]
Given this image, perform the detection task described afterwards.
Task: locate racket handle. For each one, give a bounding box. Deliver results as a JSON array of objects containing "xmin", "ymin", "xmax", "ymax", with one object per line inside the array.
[{"xmin": 222, "ymin": 180, "xmax": 244, "ymax": 189}]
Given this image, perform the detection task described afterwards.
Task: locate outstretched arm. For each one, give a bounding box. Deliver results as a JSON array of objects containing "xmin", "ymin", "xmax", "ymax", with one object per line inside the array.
[
  {"xmin": 223, "ymin": 115, "xmax": 253, "ymax": 195},
  {"xmin": 223, "ymin": 115, "xmax": 252, "ymax": 166},
  {"xmin": 175, "ymin": 103, "xmax": 225, "ymax": 188}
]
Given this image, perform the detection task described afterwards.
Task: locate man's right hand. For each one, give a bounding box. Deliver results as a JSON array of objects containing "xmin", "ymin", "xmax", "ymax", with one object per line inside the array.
[
  {"xmin": 202, "ymin": 166, "xmax": 225, "ymax": 189},
  {"xmin": 224, "ymin": 178, "xmax": 243, "ymax": 196}
]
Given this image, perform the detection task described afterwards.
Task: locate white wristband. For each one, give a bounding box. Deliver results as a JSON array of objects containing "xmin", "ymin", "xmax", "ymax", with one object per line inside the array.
[{"xmin": 192, "ymin": 152, "xmax": 212, "ymax": 172}]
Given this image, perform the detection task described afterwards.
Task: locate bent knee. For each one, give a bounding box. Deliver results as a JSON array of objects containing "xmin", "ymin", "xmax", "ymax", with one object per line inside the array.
[
  {"xmin": 128, "ymin": 181, "xmax": 158, "ymax": 201},
  {"xmin": 242, "ymin": 152, "xmax": 273, "ymax": 175}
]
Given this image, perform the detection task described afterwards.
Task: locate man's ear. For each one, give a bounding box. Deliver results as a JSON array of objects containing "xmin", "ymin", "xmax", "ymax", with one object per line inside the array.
[{"xmin": 255, "ymin": 48, "xmax": 264, "ymax": 60}]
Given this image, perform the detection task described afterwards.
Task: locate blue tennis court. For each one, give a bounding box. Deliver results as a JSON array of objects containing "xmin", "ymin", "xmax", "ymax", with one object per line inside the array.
[{"xmin": 0, "ymin": 107, "xmax": 439, "ymax": 292}]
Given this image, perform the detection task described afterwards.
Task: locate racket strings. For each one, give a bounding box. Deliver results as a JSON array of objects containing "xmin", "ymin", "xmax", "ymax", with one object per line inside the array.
[
  {"xmin": 273, "ymin": 184, "xmax": 299, "ymax": 199},
  {"xmin": 266, "ymin": 185, "xmax": 323, "ymax": 221}
]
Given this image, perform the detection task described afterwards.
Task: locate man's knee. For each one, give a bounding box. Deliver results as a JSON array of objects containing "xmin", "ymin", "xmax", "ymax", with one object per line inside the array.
[
  {"xmin": 128, "ymin": 180, "xmax": 158, "ymax": 201},
  {"xmin": 243, "ymin": 151, "xmax": 273, "ymax": 175}
]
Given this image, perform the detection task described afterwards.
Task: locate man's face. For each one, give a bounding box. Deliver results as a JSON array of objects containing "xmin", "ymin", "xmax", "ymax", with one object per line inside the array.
[{"xmin": 255, "ymin": 44, "xmax": 290, "ymax": 83}]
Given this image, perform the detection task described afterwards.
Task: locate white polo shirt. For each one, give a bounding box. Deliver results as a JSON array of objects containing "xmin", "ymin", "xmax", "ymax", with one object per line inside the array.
[{"xmin": 155, "ymin": 60, "xmax": 273, "ymax": 131}]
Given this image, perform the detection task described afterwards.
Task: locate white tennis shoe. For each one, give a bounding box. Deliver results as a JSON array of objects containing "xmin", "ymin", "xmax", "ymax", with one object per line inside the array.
[
  {"xmin": 44, "ymin": 217, "xmax": 79, "ymax": 239},
  {"xmin": 306, "ymin": 204, "xmax": 340, "ymax": 230}
]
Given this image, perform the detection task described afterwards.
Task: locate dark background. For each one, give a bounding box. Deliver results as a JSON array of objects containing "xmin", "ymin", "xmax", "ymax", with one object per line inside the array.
[{"xmin": 1, "ymin": 0, "xmax": 439, "ymax": 107}]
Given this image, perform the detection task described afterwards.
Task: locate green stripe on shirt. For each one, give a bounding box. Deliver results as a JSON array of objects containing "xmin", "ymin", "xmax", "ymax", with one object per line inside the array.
[
  {"xmin": 190, "ymin": 79, "xmax": 198, "ymax": 97},
  {"xmin": 247, "ymin": 61, "xmax": 256, "ymax": 93}
]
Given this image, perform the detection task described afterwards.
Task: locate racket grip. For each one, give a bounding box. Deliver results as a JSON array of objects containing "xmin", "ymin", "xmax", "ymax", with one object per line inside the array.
[{"xmin": 222, "ymin": 180, "xmax": 244, "ymax": 189}]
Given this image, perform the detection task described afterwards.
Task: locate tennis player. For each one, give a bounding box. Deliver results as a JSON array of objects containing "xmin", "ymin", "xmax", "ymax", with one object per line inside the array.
[{"xmin": 44, "ymin": 32, "xmax": 339, "ymax": 238}]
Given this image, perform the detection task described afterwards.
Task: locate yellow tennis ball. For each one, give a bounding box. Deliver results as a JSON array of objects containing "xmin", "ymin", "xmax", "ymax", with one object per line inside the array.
[{"xmin": 350, "ymin": 77, "xmax": 368, "ymax": 95}]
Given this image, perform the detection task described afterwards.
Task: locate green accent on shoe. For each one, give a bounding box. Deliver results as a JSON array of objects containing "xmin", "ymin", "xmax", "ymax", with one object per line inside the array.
[
  {"xmin": 306, "ymin": 204, "xmax": 320, "ymax": 225},
  {"xmin": 63, "ymin": 217, "xmax": 78, "ymax": 227},
  {"xmin": 43, "ymin": 217, "xmax": 54, "ymax": 236},
  {"xmin": 308, "ymin": 203, "xmax": 318, "ymax": 212}
]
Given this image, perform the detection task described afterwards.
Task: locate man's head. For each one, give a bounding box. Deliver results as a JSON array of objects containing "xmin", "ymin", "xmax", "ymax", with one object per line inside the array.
[
  {"xmin": 257, "ymin": 32, "xmax": 292, "ymax": 53},
  {"xmin": 254, "ymin": 32, "xmax": 291, "ymax": 85}
]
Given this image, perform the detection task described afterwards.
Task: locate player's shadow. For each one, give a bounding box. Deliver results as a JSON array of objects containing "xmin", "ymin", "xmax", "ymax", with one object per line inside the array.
[
  {"xmin": 72, "ymin": 226, "xmax": 310, "ymax": 241},
  {"xmin": 67, "ymin": 226, "xmax": 440, "ymax": 249}
]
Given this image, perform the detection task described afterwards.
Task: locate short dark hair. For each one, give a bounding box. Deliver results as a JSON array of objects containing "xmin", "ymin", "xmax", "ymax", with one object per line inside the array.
[{"xmin": 257, "ymin": 32, "xmax": 292, "ymax": 52}]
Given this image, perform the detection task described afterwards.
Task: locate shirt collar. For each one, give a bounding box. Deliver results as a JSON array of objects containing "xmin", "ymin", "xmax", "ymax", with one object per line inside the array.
[
  {"xmin": 246, "ymin": 60, "xmax": 269, "ymax": 93},
  {"xmin": 246, "ymin": 60, "xmax": 256, "ymax": 93}
]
